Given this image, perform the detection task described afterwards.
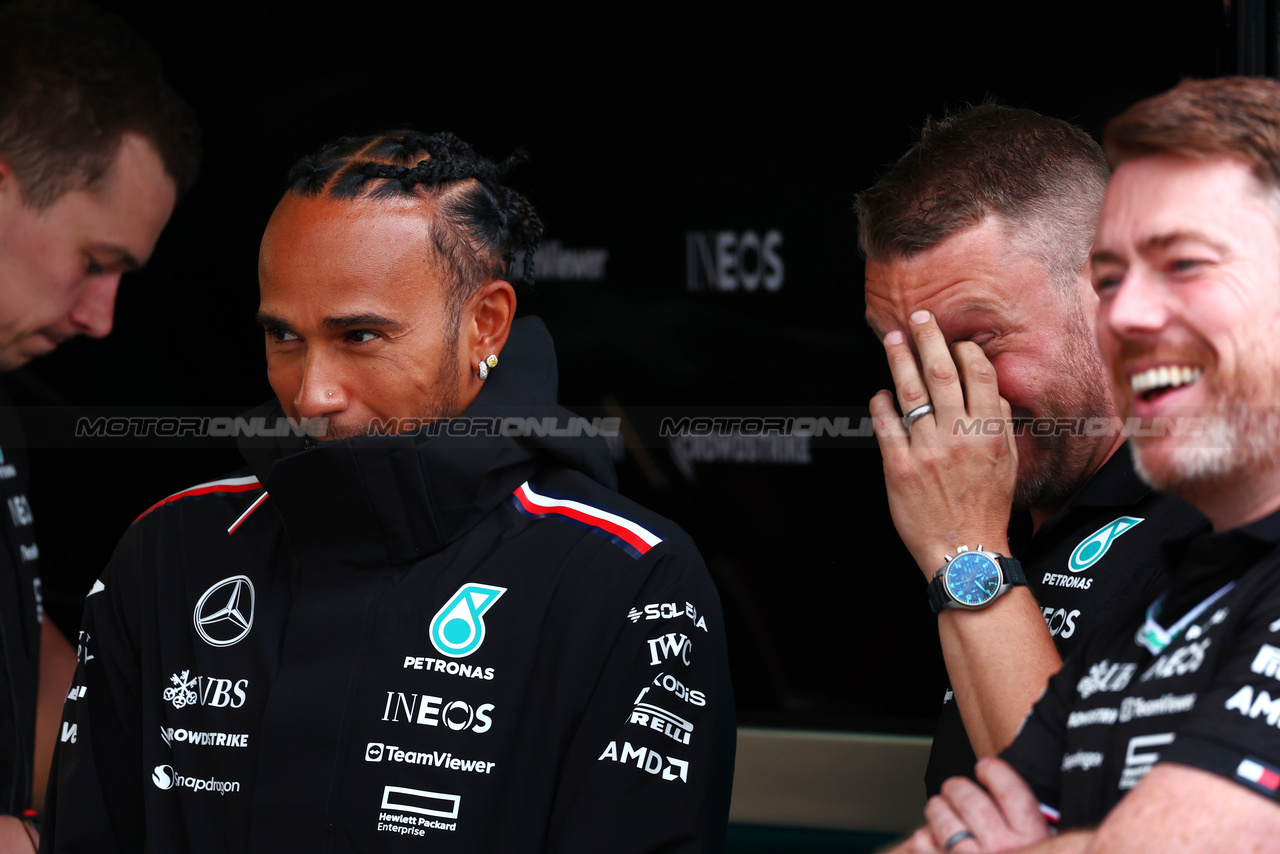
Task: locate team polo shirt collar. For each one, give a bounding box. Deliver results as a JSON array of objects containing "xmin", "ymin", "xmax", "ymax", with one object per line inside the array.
[
  {"xmin": 1023, "ymin": 442, "xmax": 1151, "ymax": 548},
  {"xmin": 1061, "ymin": 442, "xmax": 1150, "ymax": 509}
]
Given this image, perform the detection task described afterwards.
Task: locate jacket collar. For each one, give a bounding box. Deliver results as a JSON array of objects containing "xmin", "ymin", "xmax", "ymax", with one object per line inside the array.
[{"xmin": 238, "ymin": 317, "xmax": 614, "ymax": 568}]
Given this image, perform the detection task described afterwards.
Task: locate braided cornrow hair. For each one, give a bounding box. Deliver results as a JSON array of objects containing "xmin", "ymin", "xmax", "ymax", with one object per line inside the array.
[{"xmin": 285, "ymin": 130, "xmax": 542, "ymax": 316}]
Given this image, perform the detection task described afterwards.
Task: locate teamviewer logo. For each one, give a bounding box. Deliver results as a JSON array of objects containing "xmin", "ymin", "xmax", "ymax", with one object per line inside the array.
[{"xmin": 366, "ymin": 742, "xmax": 384, "ymax": 762}]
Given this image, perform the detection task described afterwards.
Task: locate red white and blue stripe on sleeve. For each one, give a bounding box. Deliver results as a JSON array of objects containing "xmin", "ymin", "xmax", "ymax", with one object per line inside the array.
[
  {"xmin": 510, "ymin": 481, "xmax": 664, "ymax": 560},
  {"xmin": 133, "ymin": 475, "xmax": 268, "ymax": 534}
]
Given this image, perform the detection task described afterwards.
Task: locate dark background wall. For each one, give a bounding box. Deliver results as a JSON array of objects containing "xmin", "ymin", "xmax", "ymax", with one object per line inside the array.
[{"xmin": 8, "ymin": 0, "xmax": 1237, "ymax": 733}]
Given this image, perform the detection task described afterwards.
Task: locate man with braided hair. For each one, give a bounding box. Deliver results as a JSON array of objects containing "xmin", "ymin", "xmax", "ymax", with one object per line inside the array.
[
  {"xmin": 0, "ymin": 1, "xmax": 198, "ymax": 848},
  {"xmin": 44, "ymin": 130, "xmax": 735, "ymax": 853}
]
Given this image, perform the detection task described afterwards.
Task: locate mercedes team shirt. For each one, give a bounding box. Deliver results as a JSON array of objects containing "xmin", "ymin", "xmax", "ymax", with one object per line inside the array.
[{"xmin": 1002, "ymin": 508, "xmax": 1280, "ymax": 827}]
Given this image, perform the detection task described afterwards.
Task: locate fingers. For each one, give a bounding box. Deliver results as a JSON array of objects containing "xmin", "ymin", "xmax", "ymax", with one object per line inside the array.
[
  {"xmin": 951, "ymin": 341, "xmax": 1002, "ymax": 419},
  {"xmin": 883, "ymin": 325, "xmax": 936, "ymax": 432},
  {"xmin": 924, "ymin": 793, "xmax": 982, "ymax": 853},
  {"xmin": 974, "ymin": 758, "xmax": 1047, "ymax": 840},
  {"xmin": 883, "ymin": 312, "xmax": 1006, "ymax": 439},
  {"xmin": 936, "ymin": 778, "xmax": 1003, "ymax": 845},
  {"xmin": 906, "ymin": 310, "xmax": 967, "ymax": 416},
  {"xmin": 870, "ymin": 388, "xmax": 910, "ymax": 451}
]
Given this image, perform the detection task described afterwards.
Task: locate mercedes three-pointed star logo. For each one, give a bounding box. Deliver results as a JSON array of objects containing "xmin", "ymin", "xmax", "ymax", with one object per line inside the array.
[{"xmin": 193, "ymin": 575, "xmax": 255, "ymax": 647}]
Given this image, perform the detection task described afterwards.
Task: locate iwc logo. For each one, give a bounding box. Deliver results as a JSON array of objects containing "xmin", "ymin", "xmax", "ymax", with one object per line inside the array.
[
  {"xmin": 193, "ymin": 575, "xmax": 255, "ymax": 647},
  {"xmin": 429, "ymin": 584, "xmax": 506, "ymax": 659},
  {"xmin": 1069, "ymin": 516, "xmax": 1143, "ymax": 572}
]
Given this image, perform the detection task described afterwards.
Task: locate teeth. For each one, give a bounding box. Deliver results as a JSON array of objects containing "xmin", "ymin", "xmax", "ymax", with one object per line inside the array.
[{"xmin": 1130, "ymin": 365, "xmax": 1202, "ymax": 395}]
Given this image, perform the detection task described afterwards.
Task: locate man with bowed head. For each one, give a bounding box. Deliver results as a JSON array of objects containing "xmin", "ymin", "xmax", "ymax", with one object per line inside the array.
[
  {"xmin": 859, "ymin": 103, "xmax": 1204, "ymax": 797},
  {"xmin": 45, "ymin": 130, "xmax": 734, "ymax": 852},
  {"xmin": 891, "ymin": 76, "xmax": 1280, "ymax": 853},
  {"xmin": 0, "ymin": 1, "xmax": 198, "ymax": 847}
]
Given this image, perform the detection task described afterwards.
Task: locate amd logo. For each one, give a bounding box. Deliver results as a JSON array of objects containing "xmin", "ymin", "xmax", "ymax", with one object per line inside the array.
[{"xmin": 686, "ymin": 230, "xmax": 784, "ymax": 292}]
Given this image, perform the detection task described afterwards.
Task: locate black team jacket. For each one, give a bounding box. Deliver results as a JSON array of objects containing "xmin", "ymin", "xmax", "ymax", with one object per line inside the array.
[{"xmin": 45, "ymin": 318, "xmax": 735, "ymax": 853}]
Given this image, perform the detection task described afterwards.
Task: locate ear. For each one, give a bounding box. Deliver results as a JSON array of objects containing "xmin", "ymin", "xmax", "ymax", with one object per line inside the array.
[{"xmin": 460, "ymin": 279, "xmax": 517, "ymax": 376}]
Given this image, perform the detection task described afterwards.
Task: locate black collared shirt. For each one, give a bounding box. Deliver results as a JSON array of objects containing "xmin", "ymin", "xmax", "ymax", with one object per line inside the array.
[
  {"xmin": 925, "ymin": 443, "xmax": 1209, "ymax": 794},
  {"xmin": 1002, "ymin": 506, "xmax": 1280, "ymax": 827}
]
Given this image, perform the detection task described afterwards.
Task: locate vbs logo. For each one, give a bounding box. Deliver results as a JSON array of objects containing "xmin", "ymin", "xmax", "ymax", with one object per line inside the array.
[
  {"xmin": 1069, "ymin": 517, "xmax": 1143, "ymax": 573},
  {"xmin": 430, "ymin": 584, "xmax": 506, "ymax": 658}
]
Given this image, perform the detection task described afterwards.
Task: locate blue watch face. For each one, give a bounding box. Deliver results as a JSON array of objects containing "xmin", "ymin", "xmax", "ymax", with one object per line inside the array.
[{"xmin": 944, "ymin": 552, "xmax": 1001, "ymax": 606}]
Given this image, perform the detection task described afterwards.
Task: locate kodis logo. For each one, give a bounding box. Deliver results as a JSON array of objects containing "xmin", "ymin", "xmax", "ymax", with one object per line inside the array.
[
  {"xmin": 429, "ymin": 584, "xmax": 506, "ymax": 658},
  {"xmin": 1069, "ymin": 517, "xmax": 1143, "ymax": 572}
]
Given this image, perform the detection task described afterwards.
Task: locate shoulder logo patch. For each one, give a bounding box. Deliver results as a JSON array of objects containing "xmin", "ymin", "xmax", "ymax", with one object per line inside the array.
[
  {"xmin": 430, "ymin": 584, "xmax": 506, "ymax": 659},
  {"xmin": 1069, "ymin": 516, "xmax": 1143, "ymax": 573},
  {"xmin": 511, "ymin": 481, "xmax": 664, "ymax": 559}
]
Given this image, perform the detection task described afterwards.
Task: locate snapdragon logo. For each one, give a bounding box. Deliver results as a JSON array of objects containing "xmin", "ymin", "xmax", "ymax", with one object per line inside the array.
[
  {"xmin": 429, "ymin": 584, "xmax": 506, "ymax": 658},
  {"xmin": 151, "ymin": 764, "xmax": 240, "ymax": 795}
]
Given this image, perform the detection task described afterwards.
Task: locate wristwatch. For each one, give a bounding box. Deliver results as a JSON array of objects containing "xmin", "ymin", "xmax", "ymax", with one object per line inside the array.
[{"xmin": 927, "ymin": 545, "xmax": 1026, "ymax": 613}]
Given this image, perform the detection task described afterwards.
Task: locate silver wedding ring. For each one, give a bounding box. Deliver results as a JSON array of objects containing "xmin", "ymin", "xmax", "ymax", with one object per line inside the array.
[
  {"xmin": 901, "ymin": 402, "xmax": 934, "ymax": 435},
  {"xmin": 944, "ymin": 829, "xmax": 975, "ymax": 851}
]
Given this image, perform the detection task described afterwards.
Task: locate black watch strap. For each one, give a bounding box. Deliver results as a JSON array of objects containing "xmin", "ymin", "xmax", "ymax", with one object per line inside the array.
[{"xmin": 998, "ymin": 556, "xmax": 1026, "ymax": 587}]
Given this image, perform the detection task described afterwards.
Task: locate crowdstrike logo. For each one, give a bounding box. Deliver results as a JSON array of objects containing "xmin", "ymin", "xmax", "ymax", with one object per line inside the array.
[
  {"xmin": 1068, "ymin": 517, "xmax": 1142, "ymax": 572},
  {"xmin": 429, "ymin": 584, "xmax": 505, "ymax": 659},
  {"xmin": 161, "ymin": 726, "xmax": 249, "ymax": 748},
  {"xmin": 193, "ymin": 575, "xmax": 255, "ymax": 647}
]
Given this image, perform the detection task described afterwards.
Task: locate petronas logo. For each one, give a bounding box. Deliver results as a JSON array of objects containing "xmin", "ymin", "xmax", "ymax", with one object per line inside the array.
[
  {"xmin": 429, "ymin": 584, "xmax": 507, "ymax": 658},
  {"xmin": 1069, "ymin": 516, "xmax": 1143, "ymax": 573}
]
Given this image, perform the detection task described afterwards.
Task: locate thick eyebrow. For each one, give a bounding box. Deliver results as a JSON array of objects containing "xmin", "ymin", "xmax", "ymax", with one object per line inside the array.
[
  {"xmin": 1093, "ymin": 230, "xmax": 1231, "ymax": 267},
  {"xmin": 254, "ymin": 311, "xmax": 401, "ymax": 331},
  {"xmin": 88, "ymin": 243, "xmax": 142, "ymax": 271}
]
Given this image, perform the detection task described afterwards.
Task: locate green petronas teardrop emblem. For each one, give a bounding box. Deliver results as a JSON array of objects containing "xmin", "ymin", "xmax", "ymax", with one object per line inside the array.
[
  {"xmin": 1069, "ymin": 516, "xmax": 1143, "ymax": 573},
  {"xmin": 430, "ymin": 583, "xmax": 507, "ymax": 658}
]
